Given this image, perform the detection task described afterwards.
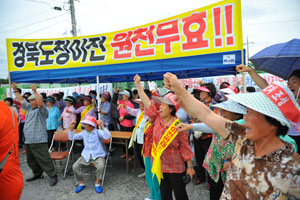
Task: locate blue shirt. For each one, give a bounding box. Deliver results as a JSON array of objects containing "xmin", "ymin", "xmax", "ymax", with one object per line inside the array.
[
  {"xmin": 68, "ymin": 128, "xmax": 111, "ymax": 162},
  {"xmin": 46, "ymin": 106, "xmax": 61, "ymax": 130},
  {"xmin": 100, "ymin": 101, "xmax": 111, "ymax": 127}
]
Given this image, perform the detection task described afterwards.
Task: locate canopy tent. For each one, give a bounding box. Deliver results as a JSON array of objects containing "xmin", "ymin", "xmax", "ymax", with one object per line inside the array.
[{"xmin": 10, "ymin": 50, "xmax": 243, "ymax": 83}]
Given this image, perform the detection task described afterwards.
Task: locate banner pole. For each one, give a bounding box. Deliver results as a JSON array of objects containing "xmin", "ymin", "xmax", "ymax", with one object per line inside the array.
[
  {"xmin": 96, "ymin": 76, "xmax": 100, "ymax": 120},
  {"xmin": 241, "ymin": 49, "xmax": 246, "ymax": 93},
  {"xmin": 8, "ymin": 71, "xmax": 12, "ymax": 97}
]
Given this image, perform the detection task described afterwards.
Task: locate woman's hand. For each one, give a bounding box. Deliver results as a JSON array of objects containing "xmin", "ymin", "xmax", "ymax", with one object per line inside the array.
[
  {"xmin": 176, "ymin": 123, "xmax": 193, "ymax": 132},
  {"xmin": 236, "ymin": 64, "xmax": 254, "ymax": 73},
  {"xmin": 68, "ymin": 121, "xmax": 76, "ymax": 131},
  {"xmin": 134, "ymin": 74, "xmax": 141, "ymax": 86},
  {"xmin": 119, "ymin": 116, "xmax": 124, "ymax": 122},
  {"xmin": 66, "ymin": 109, "xmax": 72, "ymax": 114},
  {"xmin": 186, "ymin": 166, "xmax": 195, "ymax": 181},
  {"xmin": 223, "ymin": 161, "xmax": 231, "ymax": 172},
  {"xmin": 97, "ymin": 120, "xmax": 105, "ymax": 130},
  {"xmin": 117, "ymin": 104, "xmax": 126, "ymax": 110}
]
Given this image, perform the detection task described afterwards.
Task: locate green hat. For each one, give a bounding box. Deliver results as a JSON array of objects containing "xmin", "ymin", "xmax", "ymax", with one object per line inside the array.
[{"xmin": 63, "ymin": 97, "xmax": 74, "ymax": 104}]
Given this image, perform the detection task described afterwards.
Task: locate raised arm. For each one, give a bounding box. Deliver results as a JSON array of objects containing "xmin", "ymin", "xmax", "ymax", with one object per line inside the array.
[
  {"xmin": 31, "ymin": 84, "xmax": 44, "ymax": 109},
  {"xmin": 164, "ymin": 73, "xmax": 228, "ymax": 139},
  {"xmin": 134, "ymin": 74, "xmax": 151, "ymax": 109},
  {"xmin": 12, "ymin": 83, "xmax": 24, "ymax": 104},
  {"xmin": 236, "ymin": 64, "xmax": 268, "ymax": 89}
]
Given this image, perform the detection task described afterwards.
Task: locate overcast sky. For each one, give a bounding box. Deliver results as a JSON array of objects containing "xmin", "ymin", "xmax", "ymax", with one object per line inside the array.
[{"xmin": 0, "ymin": 0, "xmax": 299, "ymax": 78}]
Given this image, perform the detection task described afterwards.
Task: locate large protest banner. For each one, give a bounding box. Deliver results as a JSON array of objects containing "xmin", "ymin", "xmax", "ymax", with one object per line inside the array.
[
  {"xmin": 7, "ymin": 0, "xmax": 242, "ymax": 77},
  {"xmin": 6, "ymin": 83, "xmax": 112, "ymax": 99}
]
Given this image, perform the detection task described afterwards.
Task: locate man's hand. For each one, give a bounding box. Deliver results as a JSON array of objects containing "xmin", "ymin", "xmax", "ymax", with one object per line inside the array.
[
  {"xmin": 236, "ymin": 64, "xmax": 254, "ymax": 73},
  {"xmin": 176, "ymin": 123, "xmax": 193, "ymax": 132},
  {"xmin": 68, "ymin": 121, "xmax": 76, "ymax": 131},
  {"xmin": 134, "ymin": 74, "xmax": 141, "ymax": 86},
  {"xmin": 163, "ymin": 73, "xmax": 182, "ymax": 93},
  {"xmin": 31, "ymin": 84, "xmax": 37, "ymax": 93},
  {"xmin": 12, "ymin": 83, "xmax": 18, "ymax": 91},
  {"xmin": 97, "ymin": 120, "xmax": 105, "ymax": 130}
]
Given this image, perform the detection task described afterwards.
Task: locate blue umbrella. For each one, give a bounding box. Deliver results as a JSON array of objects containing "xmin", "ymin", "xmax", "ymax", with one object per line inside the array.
[{"xmin": 249, "ymin": 38, "xmax": 300, "ymax": 80}]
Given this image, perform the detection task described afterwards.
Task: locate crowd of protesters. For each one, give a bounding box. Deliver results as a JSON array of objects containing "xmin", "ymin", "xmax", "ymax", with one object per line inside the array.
[{"xmin": 0, "ymin": 64, "xmax": 299, "ymax": 199}]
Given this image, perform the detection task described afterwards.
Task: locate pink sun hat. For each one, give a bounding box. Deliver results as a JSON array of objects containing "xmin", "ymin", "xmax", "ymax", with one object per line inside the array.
[
  {"xmin": 152, "ymin": 92, "xmax": 180, "ymax": 111},
  {"xmin": 194, "ymin": 86, "xmax": 211, "ymax": 93}
]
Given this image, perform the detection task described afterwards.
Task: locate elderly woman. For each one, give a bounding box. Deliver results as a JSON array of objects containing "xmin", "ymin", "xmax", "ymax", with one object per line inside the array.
[
  {"xmin": 191, "ymin": 83, "xmax": 216, "ymax": 185},
  {"xmin": 4, "ymin": 97, "xmax": 19, "ymax": 121},
  {"xmin": 45, "ymin": 97, "xmax": 61, "ymax": 148},
  {"xmin": 164, "ymin": 72, "xmax": 300, "ymax": 199},
  {"xmin": 237, "ymin": 65, "xmax": 300, "ymax": 154},
  {"xmin": 134, "ymin": 74, "xmax": 194, "ymax": 200},
  {"xmin": 98, "ymin": 91, "xmax": 112, "ymax": 129},
  {"xmin": 177, "ymin": 99, "xmax": 246, "ymax": 200},
  {"xmin": 67, "ymin": 95, "xmax": 96, "ymax": 130},
  {"xmin": 58, "ymin": 96, "xmax": 76, "ymax": 130}
]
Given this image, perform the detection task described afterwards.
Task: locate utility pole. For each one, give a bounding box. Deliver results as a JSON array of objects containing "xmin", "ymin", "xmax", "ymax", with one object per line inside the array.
[
  {"xmin": 69, "ymin": 0, "xmax": 77, "ymax": 37},
  {"xmin": 243, "ymin": 36, "xmax": 255, "ymax": 65}
]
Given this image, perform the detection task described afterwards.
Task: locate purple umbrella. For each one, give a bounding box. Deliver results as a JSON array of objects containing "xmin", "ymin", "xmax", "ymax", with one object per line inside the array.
[{"xmin": 249, "ymin": 38, "xmax": 300, "ymax": 80}]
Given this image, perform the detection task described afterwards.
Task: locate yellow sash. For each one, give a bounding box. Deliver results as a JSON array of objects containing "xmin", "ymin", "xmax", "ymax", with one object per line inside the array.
[
  {"xmin": 129, "ymin": 111, "xmax": 144, "ymax": 148},
  {"xmin": 21, "ymin": 108, "xmax": 27, "ymax": 116},
  {"xmin": 151, "ymin": 118, "xmax": 180, "ymax": 184},
  {"xmin": 77, "ymin": 104, "xmax": 92, "ymax": 130},
  {"xmin": 144, "ymin": 120, "xmax": 151, "ymax": 133}
]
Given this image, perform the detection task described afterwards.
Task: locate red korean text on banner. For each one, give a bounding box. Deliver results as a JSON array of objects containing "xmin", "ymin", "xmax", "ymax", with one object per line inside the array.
[{"xmin": 261, "ymin": 84, "xmax": 300, "ymax": 123}]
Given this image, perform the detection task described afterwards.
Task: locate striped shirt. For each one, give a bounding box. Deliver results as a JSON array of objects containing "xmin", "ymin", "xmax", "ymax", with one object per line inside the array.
[{"xmin": 22, "ymin": 101, "xmax": 48, "ymax": 144}]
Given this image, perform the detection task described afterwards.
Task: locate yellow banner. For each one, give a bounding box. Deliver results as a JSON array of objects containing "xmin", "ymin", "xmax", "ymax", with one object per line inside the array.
[{"xmin": 7, "ymin": 0, "xmax": 242, "ymax": 72}]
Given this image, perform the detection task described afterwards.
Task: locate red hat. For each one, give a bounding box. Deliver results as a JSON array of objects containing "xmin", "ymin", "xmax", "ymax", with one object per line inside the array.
[
  {"xmin": 152, "ymin": 92, "xmax": 180, "ymax": 111},
  {"xmin": 220, "ymin": 85, "xmax": 239, "ymax": 95},
  {"xmin": 101, "ymin": 91, "xmax": 111, "ymax": 100},
  {"xmin": 81, "ymin": 115, "xmax": 97, "ymax": 127}
]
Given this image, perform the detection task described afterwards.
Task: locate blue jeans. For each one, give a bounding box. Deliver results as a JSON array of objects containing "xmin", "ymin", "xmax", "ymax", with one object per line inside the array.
[{"xmin": 144, "ymin": 156, "xmax": 161, "ymax": 200}]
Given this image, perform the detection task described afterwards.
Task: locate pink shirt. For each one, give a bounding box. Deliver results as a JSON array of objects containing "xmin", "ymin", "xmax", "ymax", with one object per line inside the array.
[
  {"xmin": 61, "ymin": 105, "xmax": 76, "ymax": 129},
  {"xmin": 118, "ymin": 100, "xmax": 134, "ymax": 127},
  {"xmin": 18, "ymin": 107, "xmax": 26, "ymax": 122}
]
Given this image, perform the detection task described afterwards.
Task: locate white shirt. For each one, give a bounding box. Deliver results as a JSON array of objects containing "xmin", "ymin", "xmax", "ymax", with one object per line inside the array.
[
  {"xmin": 126, "ymin": 107, "xmax": 149, "ymax": 144},
  {"xmin": 68, "ymin": 128, "xmax": 111, "ymax": 162}
]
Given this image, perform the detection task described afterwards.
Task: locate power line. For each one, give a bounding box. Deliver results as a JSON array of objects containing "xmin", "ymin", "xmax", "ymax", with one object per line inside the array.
[
  {"xmin": 0, "ymin": 12, "xmax": 69, "ymax": 34},
  {"xmin": 14, "ymin": 20, "xmax": 68, "ymax": 38},
  {"xmin": 1, "ymin": 9, "xmax": 51, "ymax": 29}
]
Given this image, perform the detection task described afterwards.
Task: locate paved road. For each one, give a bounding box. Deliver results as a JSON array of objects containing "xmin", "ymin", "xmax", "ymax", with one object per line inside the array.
[{"xmin": 19, "ymin": 146, "xmax": 209, "ymax": 200}]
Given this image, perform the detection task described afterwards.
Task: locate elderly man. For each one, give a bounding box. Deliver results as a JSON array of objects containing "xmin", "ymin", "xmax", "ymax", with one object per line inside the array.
[{"xmin": 13, "ymin": 83, "xmax": 57, "ymax": 186}]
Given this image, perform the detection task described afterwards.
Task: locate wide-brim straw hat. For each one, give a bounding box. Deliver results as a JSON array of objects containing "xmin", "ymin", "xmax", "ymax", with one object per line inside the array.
[
  {"xmin": 212, "ymin": 99, "xmax": 246, "ymax": 115},
  {"xmin": 227, "ymin": 82, "xmax": 300, "ymax": 128}
]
